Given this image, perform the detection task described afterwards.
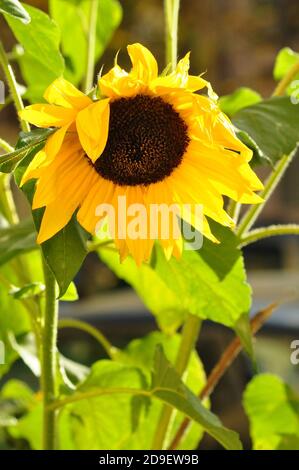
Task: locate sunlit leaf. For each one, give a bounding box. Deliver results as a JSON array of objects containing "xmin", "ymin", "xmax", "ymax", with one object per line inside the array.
[
  {"xmin": 219, "ymin": 87, "xmax": 262, "ymax": 117},
  {"xmin": 49, "ymin": 0, "xmax": 122, "ymax": 86},
  {"xmin": 243, "ymin": 374, "xmax": 299, "ymax": 450},
  {"xmin": 233, "ymin": 96, "xmax": 299, "ymax": 165},
  {"xmin": 5, "ymin": 3, "xmax": 64, "ymax": 102}
]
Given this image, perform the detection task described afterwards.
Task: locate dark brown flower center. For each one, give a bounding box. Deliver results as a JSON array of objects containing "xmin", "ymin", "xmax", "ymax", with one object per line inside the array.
[{"xmin": 94, "ymin": 94, "xmax": 190, "ymax": 186}]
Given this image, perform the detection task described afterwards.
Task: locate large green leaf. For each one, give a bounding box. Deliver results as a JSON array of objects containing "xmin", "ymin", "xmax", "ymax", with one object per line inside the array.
[
  {"xmin": 5, "ymin": 3, "xmax": 64, "ymax": 102},
  {"xmin": 219, "ymin": 87, "xmax": 262, "ymax": 117},
  {"xmin": 243, "ymin": 374, "xmax": 299, "ymax": 450},
  {"xmin": 152, "ymin": 222, "xmax": 251, "ymax": 328},
  {"xmin": 99, "ymin": 248, "xmax": 186, "ymax": 334},
  {"xmin": 233, "ymin": 96, "xmax": 299, "ymax": 165},
  {"xmin": 0, "ymin": 218, "xmax": 37, "ymax": 266},
  {"xmin": 115, "ymin": 332, "xmax": 207, "ymax": 450},
  {"xmin": 0, "ymin": 0, "xmax": 30, "ymax": 23},
  {"xmin": 151, "ymin": 346, "xmax": 242, "ymax": 450},
  {"xmin": 49, "ymin": 0, "xmax": 122, "ymax": 86},
  {"xmin": 56, "ymin": 343, "xmax": 241, "ymax": 450},
  {"xmin": 100, "ymin": 222, "xmax": 251, "ymax": 330}
]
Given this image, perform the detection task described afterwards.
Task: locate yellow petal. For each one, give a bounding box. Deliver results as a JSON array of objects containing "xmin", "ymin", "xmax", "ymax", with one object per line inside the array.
[
  {"xmin": 19, "ymin": 104, "xmax": 77, "ymax": 128},
  {"xmin": 127, "ymin": 43, "xmax": 158, "ymax": 84},
  {"xmin": 44, "ymin": 125, "xmax": 70, "ymax": 161},
  {"xmin": 44, "ymin": 77, "xmax": 92, "ymax": 109},
  {"xmin": 21, "ymin": 149, "xmax": 48, "ymax": 185},
  {"xmin": 76, "ymin": 99, "xmax": 110, "ymax": 162}
]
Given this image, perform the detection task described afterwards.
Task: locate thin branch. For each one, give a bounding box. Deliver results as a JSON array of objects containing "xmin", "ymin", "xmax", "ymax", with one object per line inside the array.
[
  {"xmin": 240, "ymin": 224, "xmax": 299, "ymax": 247},
  {"xmin": 168, "ymin": 302, "xmax": 278, "ymax": 450}
]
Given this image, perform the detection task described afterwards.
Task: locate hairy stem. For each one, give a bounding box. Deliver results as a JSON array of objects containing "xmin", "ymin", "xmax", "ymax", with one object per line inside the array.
[
  {"xmin": 151, "ymin": 314, "xmax": 201, "ymax": 450},
  {"xmin": 168, "ymin": 303, "xmax": 278, "ymax": 450},
  {"xmin": 84, "ymin": 0, "xmax": 99, "ymax": 93},
  {"xmin": 240, "ymin": 224, "xmax": 299, "ymax": 247},
  {"xmin": 237, "ymin": 151, "xmax": 296, "ymax": 238},
  {"xmin": 0, "ymin": 41, "xmax": 30, "ymax": 132},
  {"xmin": 164, "ymin": 0, "xmax": 180, "ymax": 71},
  {"xmin": 41, "ymin": 258, "xmax": 59, "ymax": 450}
]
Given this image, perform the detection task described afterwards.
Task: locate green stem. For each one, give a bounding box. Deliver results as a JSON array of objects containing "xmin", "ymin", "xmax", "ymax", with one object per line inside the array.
[
  {"xmin": 58, "ymin": 318, "xmax": 119, "ymax": 359},
  {"xmin": 151, "ymin": 314, "xmax": 201, "ymax": 450},
  {"xmin": 273, "ymin": 60, "xmax": 299, "ymax": 97},
  {"xmin": 0, "ymin": 137, "xmax": 13, "ymax": 153},
  {"xmin": 240, "ymin": 224, "xmax": 299, "ymax": 247},
  {"xmin": 84, "ymin": 0, "xmax": 99, "ymax": 93},
  {"xmin": 41, "ymin": 258, "xmax": 59, "ymax": 450},
  {"xmin": 0, "ymin": 41, "xmax": 30, "ymax": 133},
  {"xmin": 48, "ymin": 387, "xmax": 149, "ymax": 412},
  {"xmin": 0, "ymin": 174, "xmax": 18, "ymax": 224},
  {"xmin": 227, "ymin": 200, "xmax": 241, "ymax": 223},
  {"xmin": 164, "ymin": 0, "xmax": 180, "ymax": 71},
  {"xmin": 237, "ymin": 151, "xmax": 296, "ymax": 238}
]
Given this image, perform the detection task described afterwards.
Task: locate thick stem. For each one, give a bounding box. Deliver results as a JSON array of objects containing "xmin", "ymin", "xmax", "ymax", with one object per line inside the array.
[
  {"xmin": 151, "ymin": 314, "xmax": 201, "ymax": 450},
  {"xmin": 168, "ymin": 303, "xmax": 278, "ymax": 450},
  {"xmin": 273, "ymin": 60, "xmax": 299, "ymax": 97},
  {"xmin": 41, "ymin": 258, "xmax": 59, "ymax": 450},
  {"xmin": 84, "ymin": 0, "xmax": 99, "ymax": 93},
  {"xmin": 164, "ymin": 0, "xmax": 180, "ymax": 71},
  {"xmin": 240, "ymin": 224, "xmax": 299, "ymax": 247},
  {"xmin": 237, "ymin": 152, "xmax": 296, "ymax": 238},
  {"xmin": 0, "ymin": 41, "xmax": 30, "ymax": 133}
]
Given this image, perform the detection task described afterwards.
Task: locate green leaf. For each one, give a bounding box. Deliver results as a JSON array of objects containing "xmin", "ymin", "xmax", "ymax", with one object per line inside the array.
[
  {"xmin": 49, "ymin": 0, "xmax": 122, "ymax": 86},
  {"xmin": 219, "ymin": 87, "xmax": 262, "ymax": 117},
  {"xmin": 0, "ymin": 128, "xmax": 53, "ymax": 173},
  {"xmin": 99, "ymin": 247, "xmax": 186, "ymax": 334},
  {"xmin": 0, "ymin": 263, "xmax": 31, "ymax": 378},
  {"xmin": 57, "ymin": 338, "xmax": 241, "ymax": 450},
  {"xmin": 243, "ymin": 374, "xmax": 299, "ymax": 450},
  {"xmin": 233, "ymin": 96, "xmax": 299, "ymax": 165},
  {"xmin": 8, "ymin": 332, "xmax": 40, "ymax": 376},
  {"xmin": 116, "ymin": 332, "xmax": 207, "ymax": 450},
  {"xmin": 0, "ymin": 218, "xmax": 37, "ymax": 266},
  {"xmin": 151, "ymin": 222, "xmax": 251, "ymax": 328},
  {"xmin": 5, "ymin": 3, "xmax": 64, "ymax": 102},
  {"xmin": 151, "ymin": 346, "xmax": 242, "ymax": 450},
  {"xmin": 234, "ymin": 312, "xmax": 254, "ymax": 360},
  {"xmin": 0, "ymin": 379, "xmax": 35, "ymax": 428},
  {"xmin": 9, "ymin": 281, "xmax": 44, "ymax": 300},
  {"xmin": 60, "ymin": 281, "xmax": 79, "ymax": 302},
  {"xmin": 274, "ymin": 47, "xmax": 299, "ymax": 81},
  {"xmin": 0, "ymin": 0, "xmax": 30, "ymax": 23}
]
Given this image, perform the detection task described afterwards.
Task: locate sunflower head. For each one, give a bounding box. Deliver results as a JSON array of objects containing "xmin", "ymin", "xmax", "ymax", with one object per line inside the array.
[{"xmin": 19, "ymin": 43, "xmax": 263, "ymax": 265}]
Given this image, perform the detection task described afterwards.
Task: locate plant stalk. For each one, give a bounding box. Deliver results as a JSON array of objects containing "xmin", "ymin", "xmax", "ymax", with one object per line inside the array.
[
  {"xmin": 0, "ymin": 41, "xmax": 30, "ymax": 132},
  {"xmin": 168, "ymin": 303, "xmax": 278, "ymax": 450},
  {"xmin": 240, "ymin": 224, "xmax": 299, "ymax": 247},
  {"xmin": 237, "ymin": 151, "xmax": 296, "ymax": 238},
  {"xmin": 41, "ymin": 258, "xmax": 59, "ymax": 450},
  {"xmin": 151, "ymin": 314, "xmax": 201, "ymax": 450},
  {"xmin": 273, "ymin": 60, "xmax": 299, "ymax": 97},
  {"xmin": 84, "ymin": 0, "xmax": 99, "ymax": 93},
  {"xmin": 164, "ymin": 0, "xmax": 180, "ymax": 71}
]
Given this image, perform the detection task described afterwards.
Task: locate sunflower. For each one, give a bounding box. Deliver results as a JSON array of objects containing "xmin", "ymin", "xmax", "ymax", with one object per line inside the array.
[{"xmin": 20, "ymin": 43, "xmax": 263, "ymax": 265}]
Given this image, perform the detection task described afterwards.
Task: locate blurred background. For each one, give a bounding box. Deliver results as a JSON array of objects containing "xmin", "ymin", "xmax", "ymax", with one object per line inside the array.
[{"xmin": 0, "ymin": 0, "xmax": 299, "ymax": 449}]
